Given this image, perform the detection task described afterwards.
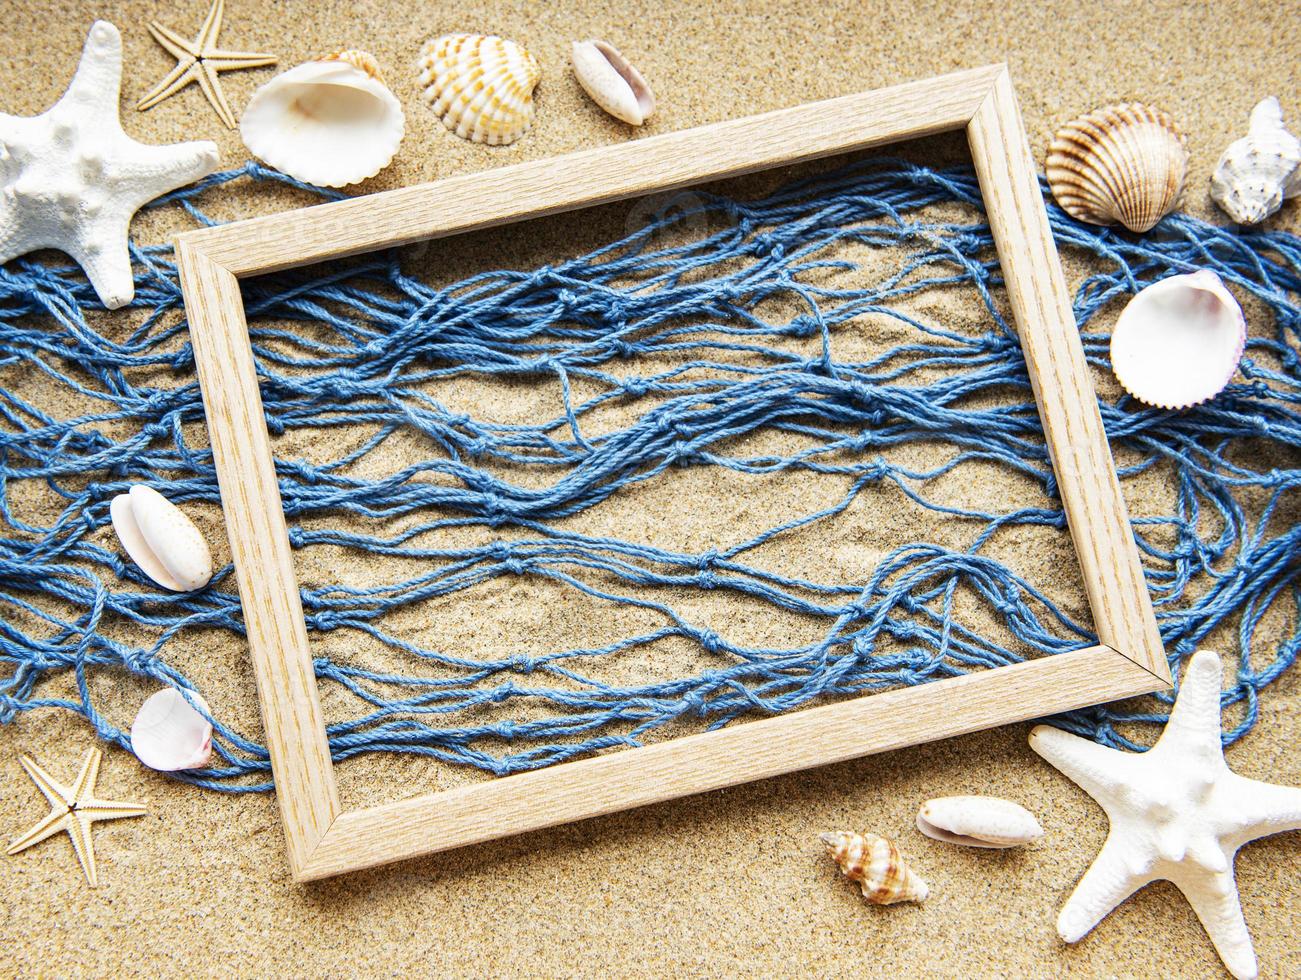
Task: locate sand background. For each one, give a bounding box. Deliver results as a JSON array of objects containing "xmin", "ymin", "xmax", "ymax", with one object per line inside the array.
[{"xmin": 1, "ymin": 0, "xmax": 1299, "ymax": 976}]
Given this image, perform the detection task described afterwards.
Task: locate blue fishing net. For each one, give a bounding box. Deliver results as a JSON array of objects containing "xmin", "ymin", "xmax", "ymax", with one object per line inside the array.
[{"xmin": 1, "ymin": 160, "xmax": 1298, "ymax": 791}]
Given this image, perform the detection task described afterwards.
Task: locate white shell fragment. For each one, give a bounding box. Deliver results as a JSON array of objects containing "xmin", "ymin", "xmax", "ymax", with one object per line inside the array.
[
  {"xmin": 417, "ymin": 33, "xmax": 541, "ymax": 145},
  {"xmin": 916, "ymin": 795, "xmax": 1044, "ymax": 848},
  {"xmin": 571, "ymin": 40, "xmax": 655, "ymax": 126},
  {"xmin": 110, "ymin": 485, "xmax": 213, "ymax": 592},
  {"xmin": 240, "ymin": 50, "xmax": 404, "ymax": 188},
  {"xmin": 131, "ymin": 687, "xmax": 213, "ymax": 771},
  {"xmin": 1210, "ymin": 96, "xmax": 1301, "ymax": 225},
  {"xmin": 1110, "ymin": 270, "xmax": 1246, "ymax": 410},
  {"xmin": 0, "ymin": 21, "xmax": 218, "ymax": 309}
]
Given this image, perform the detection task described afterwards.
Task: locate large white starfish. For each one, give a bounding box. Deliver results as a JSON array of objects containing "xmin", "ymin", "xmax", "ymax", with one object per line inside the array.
[
  {"xmin": 0, "ymin": 21, "xmax": 219, "ymax": 309},
  {"xmin": 1030, "ymin": 650, "xmax": 1301, "ymax": 979}
]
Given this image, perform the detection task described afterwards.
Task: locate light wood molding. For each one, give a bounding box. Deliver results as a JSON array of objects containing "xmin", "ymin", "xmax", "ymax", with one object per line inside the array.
[{"xmin": 177, "ymin": 65, "xmax": 1170, "ymax": 881}]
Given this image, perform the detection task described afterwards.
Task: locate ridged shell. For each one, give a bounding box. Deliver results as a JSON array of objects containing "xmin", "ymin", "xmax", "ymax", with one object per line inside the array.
[
  {"xmin": 571, "ymin": 40, "xmax": 655, "ymax": 126},
  {"xmin": 1210, "ymin": 97, "xmax": 1301, "ymax": 225},
  {"xmin": 1110, "ymin": 270, "xmax": 1245, "ymax": 410},
  {"xmin": 916, "ymin": 796, "xmax": 1044, "ymax": 848},
  {"xmin": 820, "ymin": 831, "xmax": 928, "ymax": 904},
  {"xmin": 240, "ymin": 51, "xmax": 404, "ymax": 187},
  {"xmin": 417, "ymin": 33, "xmax": 541, "ymax": 146},
  {"xmin": 1047, "ymin": 104, "xmax": 1189, "ymax": 233}
]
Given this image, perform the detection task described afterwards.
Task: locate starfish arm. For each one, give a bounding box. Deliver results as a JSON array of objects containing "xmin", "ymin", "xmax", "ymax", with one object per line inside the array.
[
  {"xmin": 136, "ymin": 60, "xmax": 199, "ymax": 111},
  {"xmin": 109, "ymin": 140, "xmax": 220, "ymax": 208},
  {"xmin": 6, "ymin": 809, "xmax": 72, "ymax": 855},
  {"xmin": 68, "ymin": 812, "xmax": 99, "ymax": 886},
  {"xmin": 147, "ymin": 21, "xmax": 200, "ymax": 61},
  {"xmin": 58, "ymin": 22, "xmax": 125, "ymax": 119},
  {"xmin": 1156, "ymin": 651, "xmax": 1230, "ymax": 764},
  {"xmin": 1057, "ymin": 833, "xmax": 1152, "ymax": 942},
  {"xmin": 197, "ymin": 0, "xmax": 226, "ymax": 52},
  {"xmin": 69, "ymin": 219, "xmax": 135, "ymax": 310},
  {"xmin": 1171, "ymin": 868, "xmax": 1258, "ymax": 980},
  {"xmin": 69, "ymin": 748, "xmax": 101, "ymax": 800},
  {"xmin": 78, "ymin": 798, "xmax": 148, "ymax": 822},
  {"xmin": 1227, "ymin": 773, "xmax": 1301, "ymax": 843},
  {"xmin": 1029, "ymin": 724, "xmax": 1134, "ymax": 805},
  {"xmin": 18, "ymin": 754, "xmax": 76, "ymax": 808},
  {"xmin": 205, "ymin": 53, "xmax": 279, "ymax": 71},
  {"xmin": 195, "ymin": 61, "xmax": 237, "ymax": 129}
]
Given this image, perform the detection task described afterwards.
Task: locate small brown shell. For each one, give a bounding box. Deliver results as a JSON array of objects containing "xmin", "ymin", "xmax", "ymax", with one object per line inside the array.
[
  {"xmin": 1046, "ymin": 104, "xmax": 1189, "ymax": 233},
  {"xmin": 819, "ymin": 831, "xmax": 928, "ymax": 904}
]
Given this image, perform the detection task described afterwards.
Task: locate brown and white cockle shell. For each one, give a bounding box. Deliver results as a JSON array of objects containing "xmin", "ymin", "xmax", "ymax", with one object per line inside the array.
[
  {"xmin": 916, "ymin": 795, "xmax": 1044, "ymax": 848},
  {"xmin": 417, "ymin": 33, "xmax": 541, "ymax": 145},
  {"xmin": 1210, "ymin": 96, "xmax": 1301, "ymax": 225},
  {"xmin": 819, "ymin": 831, "xmax": 929, "ymax": 904},
  {"xmin": 1046, "ymin": 103, "xmax": 1189, "ymax": 233}
]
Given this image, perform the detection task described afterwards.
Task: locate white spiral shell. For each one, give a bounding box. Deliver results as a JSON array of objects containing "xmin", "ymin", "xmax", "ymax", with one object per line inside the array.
[{"xmin": 1210, "ymin": 97, "xmax": 1301, "ymax": 225}]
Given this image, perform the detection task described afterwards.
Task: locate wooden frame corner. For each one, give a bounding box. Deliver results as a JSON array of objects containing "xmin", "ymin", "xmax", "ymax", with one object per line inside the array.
[{"xmin": 177, "ymin": 65, "xmax": 1169, "ymax": 882}]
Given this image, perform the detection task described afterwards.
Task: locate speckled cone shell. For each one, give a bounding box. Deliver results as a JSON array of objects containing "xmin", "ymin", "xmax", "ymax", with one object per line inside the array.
[
  {"xmin": 1046, "ymin": 104, "xmax": 1189, "ymax": 233},
  {"xmin": 820, "ymin": 831, "xmax": 928, "ymax": 904},
  {"xmin": 417, "ymin": 33, "xmax": 541, "ymax": 145}
]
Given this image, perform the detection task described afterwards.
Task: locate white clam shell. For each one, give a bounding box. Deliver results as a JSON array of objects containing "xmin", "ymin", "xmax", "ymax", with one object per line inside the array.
[
  {"xmin": 131, "ymin": 687, "xmax": 213, "ymax": 771},
  {"xmin": 240, "ymin": 51, "xmax": 404, "ymax": 188},
  {"xmin": 110, "ymin": 485, "xmax": 213, "ymax": 592},
  {"xmin": 417, "ymin": 34, "xmax": 541, "ymax": 146},
  {"xmin": 1110, "ymin": 270, "xmax": 1246, "ymax": 410},
  {"xmin": 571, "ymin": 40, "xmax": 655, "ymax": 126},
  {"xmin": 916, "ymin": 795, "xmax": 1043, "ymax": 848},
  {"xmin": 1210, "ymin": 96, "xmax": 1301, "ymax": 225}
]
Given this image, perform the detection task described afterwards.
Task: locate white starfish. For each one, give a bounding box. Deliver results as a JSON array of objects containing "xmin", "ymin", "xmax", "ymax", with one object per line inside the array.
[
  {"xmin": 1030, "ymin": 650, "xmax": 1301, "ymax": 979},
  {"xmin": 0, "ymin": 21, "xmax": 219, "ymax": 309}
]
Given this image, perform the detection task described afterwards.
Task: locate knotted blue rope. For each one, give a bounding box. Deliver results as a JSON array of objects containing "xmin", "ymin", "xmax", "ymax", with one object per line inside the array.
[{"xmin": 1, "ymin": 159, "xmax": 1298, "ymax": 791}]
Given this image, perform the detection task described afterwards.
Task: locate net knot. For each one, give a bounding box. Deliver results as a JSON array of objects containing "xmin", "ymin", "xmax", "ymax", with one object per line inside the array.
[
  {"xmin": 509, "ymin": 655, "xmax": 536, "ymax": 675},
  {"xmin": 696, "ymin": 629, "xmax": 724, "ymax": 655},
  {"xmin": 621, "ymin": 376, "xmax": 650, "ymax": 398}
]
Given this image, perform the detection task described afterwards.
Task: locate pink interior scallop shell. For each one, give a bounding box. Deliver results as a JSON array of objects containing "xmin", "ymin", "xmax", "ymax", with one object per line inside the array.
[
  {"xmin": 131, "ymin": 687, "xmax": 213, "ymax": 771},
  {"xmin": 1110, "ymin": 270, "xmax": 1246, "ymax": 409}
]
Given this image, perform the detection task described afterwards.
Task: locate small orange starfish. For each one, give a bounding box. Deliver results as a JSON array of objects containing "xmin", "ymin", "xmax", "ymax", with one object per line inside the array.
[{"xmin": 6, "ymin": 748, "xmax": 146, "ymax": 886}]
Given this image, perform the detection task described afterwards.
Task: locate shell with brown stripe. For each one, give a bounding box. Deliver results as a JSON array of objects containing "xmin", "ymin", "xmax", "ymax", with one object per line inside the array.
[{"xmin": 820, "ymin": 831, "xmax": 929, "ymax": 905}]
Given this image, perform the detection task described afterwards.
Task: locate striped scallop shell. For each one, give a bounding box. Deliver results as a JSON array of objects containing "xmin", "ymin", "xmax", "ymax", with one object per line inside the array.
[
  {"xmin": 417, "ymin": 33, "xmax": 541, "ymax": 145},
  {"xmin": 1046, "ymin": 104, "xmax": 1189, "ymax": 233},
  {"xmin": 820, "ymin": 831, "xmax": 928, "ymax": 904}
]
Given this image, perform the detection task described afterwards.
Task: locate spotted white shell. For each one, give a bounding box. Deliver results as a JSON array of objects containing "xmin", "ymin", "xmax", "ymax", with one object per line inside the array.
[
  {"xmin": 417, "ymin": 33, "xmax": 541, "ymax": 145},
  {"xmin": 131, "ymin": 687, "xmax": 213, "ymax": 771},
  {"xmin": 820, "ymin": 831, "xmax": 928, "ymax": 904},
  {"xmin": 110, "ymin": 485, "xmax": 213, "ymax": 592},
  {"xmin": 240, "ymin": 50, "xmax": 404, "ymax": 188},
  {"xmin": 916, "ymin": 796, "xmax": 1044, "ymax": 848},
  {"xmin": 1047, "ymin": 103, "xmax": 1188, "ymax": 233},
  {"xmin": 1210, "ymin": 97, "xmax": 1301, "ymax": 225},
  {"xmin": 571, "ymin": 40, "xmax": 654, "ymax": 126},
  {"xmin": 1110, "ymin": 270, "xmax": 1245, "ymax": 410}
]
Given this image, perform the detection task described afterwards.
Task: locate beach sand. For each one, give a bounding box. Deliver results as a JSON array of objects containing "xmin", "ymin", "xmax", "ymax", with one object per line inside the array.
[{"xmin": 1, "ymin": 1, "xmax": 1298, "ymax": 976}]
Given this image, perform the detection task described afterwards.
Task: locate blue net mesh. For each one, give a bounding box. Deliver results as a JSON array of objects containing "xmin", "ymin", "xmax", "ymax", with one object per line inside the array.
[{"xmin": 1, "ymin": 160, "xmax": 1298, "ymax": 791}]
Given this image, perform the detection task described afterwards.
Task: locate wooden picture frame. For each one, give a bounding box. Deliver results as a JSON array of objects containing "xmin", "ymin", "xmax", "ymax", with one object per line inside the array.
[{"xmin": 176, "ymin": 65, "xmax": 1170, "ymax": 881}]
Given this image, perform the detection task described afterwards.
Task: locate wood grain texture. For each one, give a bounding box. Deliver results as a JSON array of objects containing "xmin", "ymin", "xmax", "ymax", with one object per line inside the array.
[
  {"xmin": 300, "ymin": 646, "xmax": 1156, "ymax": 880},
  {"xmin": 179, "ymin": 65, "xmax": 1005, "ymax": 274},
  {"xmin": 175, "ymin": 244, "xmax": 341, "ymax": 870},
  {"xmin": 176, "ymin": 66, "xmax": 1169, "ymax": 880},
  {"xmin": 966, "ymin": 73, "xmax": 1169, "ymax": 682}
]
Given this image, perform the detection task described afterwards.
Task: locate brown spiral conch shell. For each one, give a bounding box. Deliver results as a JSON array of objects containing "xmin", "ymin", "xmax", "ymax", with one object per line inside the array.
[
  {"xmin": 1046, "ymin": 104, "xmax": 1189, "ymax": 233},
  {"xmin": 819, "ymin": 831, "xmax": 929, "ymax": 905}
]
